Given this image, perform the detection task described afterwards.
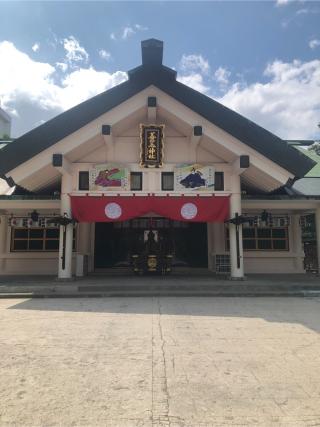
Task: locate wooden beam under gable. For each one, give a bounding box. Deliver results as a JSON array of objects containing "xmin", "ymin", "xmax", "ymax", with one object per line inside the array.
[
  {"xmin": 189, "ymin": 126, "xmax": 203, "ymax": 162},
  {"xmin": 52, "ymin": 154, "xmax": 72, "ymax": 175},
  {"xmin": 102, "ymin": 125, "xmax": 115, "ymax": 161},
  {"xmin": 232, "ymin": 155, "xmax": 250, "ymax": 176},
  {"xmin": 147, "ymin": 96, "xmax": 157, "ymax": 122}
]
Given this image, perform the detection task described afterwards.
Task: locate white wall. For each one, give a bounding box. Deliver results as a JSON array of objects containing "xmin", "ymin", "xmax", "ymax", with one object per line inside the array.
[
  {"xmin": 208, "ymin": 215, "xmax": 305, "ymax": 274},
  {"xmin": 0, "ymin": 219, "xmax": 59, "ymax": 275},
  {"xmin": 0, "ymin": 213, "xmax": 77, "ymax": 276},
  {"xmin": 0, "ymin": 179, "xmax": 13, "ymax": 196}
]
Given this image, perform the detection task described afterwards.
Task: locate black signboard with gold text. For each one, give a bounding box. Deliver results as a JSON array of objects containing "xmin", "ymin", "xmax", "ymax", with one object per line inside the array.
[{"xmin": 140, "ymin": 124, "xmax": 164, "ymax": 168}]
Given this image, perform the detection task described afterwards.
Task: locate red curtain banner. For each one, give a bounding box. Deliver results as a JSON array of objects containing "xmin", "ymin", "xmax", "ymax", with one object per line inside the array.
[{"xmin": 70, "ymin": 195, "xmax": 230, "ymax": 223}]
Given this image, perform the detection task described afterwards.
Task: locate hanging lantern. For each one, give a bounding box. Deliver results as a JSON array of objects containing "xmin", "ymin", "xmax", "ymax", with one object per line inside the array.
[
  {"xmin": 9, "ymin": 216, "xmax": 17, "ymax": 227},
  {"xmin": 30, "ymin": 210, "xmax": 39, "ymax": 222}
]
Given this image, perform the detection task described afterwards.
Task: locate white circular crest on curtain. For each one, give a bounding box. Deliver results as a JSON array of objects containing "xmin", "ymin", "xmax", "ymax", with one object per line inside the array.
[
  {"xmin": 181, "ymin": 202, "xmax": 198, "ymax": 220},
  {"xmin": 105, "ymin": 202, "xmax": 122, "ymax": 219}
]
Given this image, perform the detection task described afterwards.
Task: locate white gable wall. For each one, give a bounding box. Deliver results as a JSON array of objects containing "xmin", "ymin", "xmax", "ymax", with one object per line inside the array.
[{"xmin": 5, "ymin": 85, "xmax": 293, "ymax": 193}]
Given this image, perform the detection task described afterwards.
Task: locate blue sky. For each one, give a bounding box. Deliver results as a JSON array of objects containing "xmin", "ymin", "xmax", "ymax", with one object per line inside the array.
[{"xmin": 0, "ymin": 1, "xmax": 319, "ymax": 139}]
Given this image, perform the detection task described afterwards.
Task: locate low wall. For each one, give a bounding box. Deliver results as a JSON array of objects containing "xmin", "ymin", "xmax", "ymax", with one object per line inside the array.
[
  {"xmin": 0, "ymin": 254, "xmax": 76, "ymax": 275},
  {"xmin": 210, "ymin": 252, "xmax": 305, "ymax": 274},
  {"xmin": 244, "ymin": 252, "xmax": 305, "ymax": 274}
]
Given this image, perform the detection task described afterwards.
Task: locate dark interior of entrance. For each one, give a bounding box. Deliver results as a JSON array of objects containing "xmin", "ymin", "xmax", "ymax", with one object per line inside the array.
[{"xmin": 94, "ymin": 218, "xmax": 208, "ymax": 269}]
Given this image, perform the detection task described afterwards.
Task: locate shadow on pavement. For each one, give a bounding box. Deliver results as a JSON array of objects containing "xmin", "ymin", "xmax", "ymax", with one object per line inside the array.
[{"xmin": 6, "ymin": 295, "xmax": 320, "ymax": 334}]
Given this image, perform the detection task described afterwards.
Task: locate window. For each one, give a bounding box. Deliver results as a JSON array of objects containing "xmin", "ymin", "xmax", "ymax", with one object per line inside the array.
[
  {"xmin": 226, "ymin": 225, "xmax": 288, "ymax": 251},
  {"xmin": 11, "ymin": 227, "xmax": 76, "ymax": 252},
  {"xmin": 162, "ymin": 172, "xmax": 174, "ymax": 191},
  {"xmin": 130, "ymin": 172, "xmax": 142, "ymax": 191},
  {"xmin": 79, "ymin": 171, "xmax": 89, "ymax": 191},
  {"xmin": 214, "ymin": 172, "xmax": 224, "ymax": 191}
]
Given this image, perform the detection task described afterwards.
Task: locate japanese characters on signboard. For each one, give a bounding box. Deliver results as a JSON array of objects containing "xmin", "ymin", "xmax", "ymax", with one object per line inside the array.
[
  {"xmin": 140, "ymin": 124, "xmax": 164, "ymax": 168},
  {"xmin": 174, "ymin": 164, "xmax": 215, "ymax": 191},
  {"xmin": 89, "ymin": 164, "xmax": 129, "ymax": 191}
]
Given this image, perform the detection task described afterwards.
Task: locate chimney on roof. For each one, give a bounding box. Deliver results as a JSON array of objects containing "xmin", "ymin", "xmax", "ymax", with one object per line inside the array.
[{"xmin": 141, "ymin": 39, "xmax": 163, "ymax": 67}]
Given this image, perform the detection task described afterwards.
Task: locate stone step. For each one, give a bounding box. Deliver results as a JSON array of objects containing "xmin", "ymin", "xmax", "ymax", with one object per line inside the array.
[
  {"xmin": 1, "ymin": 289, "xmax": 320, "ymax": 298},
  {"xmin": 72, "ymin": 285, "xmax": 320, "ymax": 297},
  {"xmin": 1, "ymin": 279, "xmax": 319, "ymax": 298}
]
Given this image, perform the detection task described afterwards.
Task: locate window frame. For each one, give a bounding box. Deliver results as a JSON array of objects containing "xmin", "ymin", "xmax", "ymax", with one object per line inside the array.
[
  {"xmin": 214, "ymin": 172, "xmax": 224, "ymax": 191},
  {"xmin": 78, "ymin": 171, "xmax": 89, "ymax": 191},
  {"xmin": 161, "ymin": 172, "xmax": 174, "ymax": 191},
  {"xmin": 11, "ymin": 227, "xmax": 77, "ymax": 252},
  {"xmin": 130, "ymin": 172, "xmax": 143, "ymax": 191},
  {"xmin": 225, "ymin": 225, "xmax": 289, "ymax": 252}
]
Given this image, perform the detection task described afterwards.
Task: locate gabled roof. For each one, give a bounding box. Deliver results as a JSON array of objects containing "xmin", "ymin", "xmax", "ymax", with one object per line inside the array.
[
  {"xmin": 267, "ymin": 145, "xmax": 320, "ymax": 197},
  {"xmin": 0, "ymin": 39, "xmax": 315, "ymax": 179},
  {"xmin": 294, "ymin": 146, "xmax": 320, "ymax": 177},
  {"xmin": 291, "ymin": 177, "xmax": 320, "ymax": 196}
]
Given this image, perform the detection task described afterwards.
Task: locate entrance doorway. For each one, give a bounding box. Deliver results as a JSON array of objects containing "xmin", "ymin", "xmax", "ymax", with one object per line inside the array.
[{"xmin": 94, "ymin": 218, "xmax": 208, "ymax": 269}]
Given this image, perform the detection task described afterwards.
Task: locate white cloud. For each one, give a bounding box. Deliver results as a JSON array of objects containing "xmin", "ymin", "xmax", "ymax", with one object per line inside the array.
[
  {"xmin": 122, "ymin": 27, "xmax": 135, "ymax": 40},
  {"xmin": 58, "ymin": 68, "xmax": 127, "ymax": 110},
  {"xmin": 217, "ymin": 59, "xmax": 320, "ymax": 139},
  {"xmin": 0, "ymin": 41, "xmax": 127, "ymax": 137},
  {"xmin": 179, "ymin": 54, "xmax": 210, "ymax": 75},
  {"xmin": 2, "ymin": 40, "xmax": 319, "ymax": 143},
  {"xmin": 296, "ymin": 8, "xmax": 309, "ymax": 15},
  {"xmin": 0, "ymin": 41, "xmax": 56, "ymax": 110},
  {"xmin": 135, "ymin": 24, "xmax": 148, "ymax": 31},
  {"xmin": 309, "ymin": 39, "xmax": 320, "ymax": 49},
  {"xmin": 32, "ymin": 43, "xmax": 40, "ymax": 52},
  {"xmin": 48, "ymin": 28, "xmax": 59, "ymax": 49},
  {"xmin": 276, "ymin": 0, "xmax": 290, "ymax": 6},
  {"xmin": 62, "ymin": 36, "xmax": 89, "ymax": 65},
  {"xmin": 110, "ymin": 24, "xmax": 148, "ymax": 41},
  {"xmin": 56, "ymin": 62, "xmax": 68, "ymax": 72},
  {"xmin": 177, "ymin": 73, "xmax": 210, "ymax": 94},
  {"xmin": 178, "ymin": 54, "xmax": 211, "ymax": 95},
  {"xmin": 99, "ymin": 49, "xmax": 111, "ymax": 61},
  {"xmin": 281, "ymin": 6, "xmax": 320, "ymax": 29},
  {"xmin": 214, "ymin": 67, "xmax": 231, "ymax": 86}
]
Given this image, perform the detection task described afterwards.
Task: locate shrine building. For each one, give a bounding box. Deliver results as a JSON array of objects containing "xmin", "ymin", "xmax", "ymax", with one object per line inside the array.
[{"xmin": 0, "ymin": 39, "xmax": 319, "ymax": 279}]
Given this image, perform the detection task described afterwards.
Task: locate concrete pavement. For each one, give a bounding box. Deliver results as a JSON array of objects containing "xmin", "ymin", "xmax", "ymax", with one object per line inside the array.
[{"xmin": 1, "ymin": 297, "xmax": 320, "ymax": 426}]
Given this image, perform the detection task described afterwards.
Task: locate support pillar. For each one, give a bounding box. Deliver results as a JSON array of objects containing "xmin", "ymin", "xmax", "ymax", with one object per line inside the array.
[
  {"xmin": 316, "ymin": 207, "xmax": 320, "ymax": 275},
  {"xmin": 0, "ymin": 215, "xmax": 7, "ymax": 273},
  {"xmin": 77, "ymin": 222, "xmax": 91, "ymax": 255},
  {"xmin": 207, "ymin": 222, "xmax": 214, "ymax": 271},
  {"xmin": 292, "ymin": 214, "xmax": 304, "ymax": 272},
  {"xmin": 229, "ymin": 174, "xmax": 244, "ymax": 279},
  {"xmin": 58, "ymin": 173, "xmax": 73, "ymax": 279}
]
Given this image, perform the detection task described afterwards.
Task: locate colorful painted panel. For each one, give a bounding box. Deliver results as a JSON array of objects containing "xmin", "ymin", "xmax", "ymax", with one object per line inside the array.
[
  {"xmin": 174, "ymin": 164, "xmax": 215, "ymax": 191},
  {"xmin": 89, "ymin": 164, "xmax": 129, "ymax": 191}
]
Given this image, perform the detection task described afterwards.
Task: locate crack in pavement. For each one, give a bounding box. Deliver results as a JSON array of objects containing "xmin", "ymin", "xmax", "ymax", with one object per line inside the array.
[{"xmin": 151, "ymin": 297, "xmax": 172, "ymax": 427}]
